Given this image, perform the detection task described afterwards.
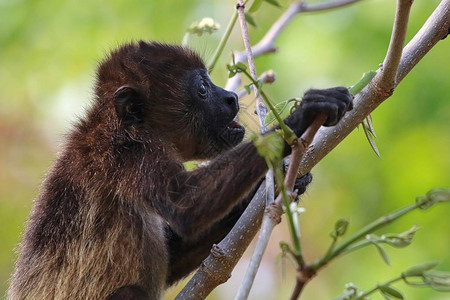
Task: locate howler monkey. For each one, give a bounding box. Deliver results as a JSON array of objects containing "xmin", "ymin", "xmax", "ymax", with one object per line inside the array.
[{"xmin": 8, "ymin": 41, "xmax": 353, "ymax": 300}]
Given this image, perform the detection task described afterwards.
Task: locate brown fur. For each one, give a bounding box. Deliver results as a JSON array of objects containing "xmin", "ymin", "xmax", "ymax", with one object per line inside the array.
[
  {"xmin": 8, "ymin": 42, "xmax": 268, "ymax": 300},
  {"xmin": 8, "ymin": 41, "xmax": 353, "ymax": 299}
]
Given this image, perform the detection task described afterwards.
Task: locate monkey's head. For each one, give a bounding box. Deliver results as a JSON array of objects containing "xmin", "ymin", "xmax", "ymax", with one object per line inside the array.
[{"xmin": 95, "ymin": 41, "xmax": 245, "ymax": 161}]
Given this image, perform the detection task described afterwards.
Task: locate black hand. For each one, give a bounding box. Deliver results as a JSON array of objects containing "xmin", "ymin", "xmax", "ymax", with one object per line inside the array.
[
  {"xmin": 293, "ymin": 172, "xmax": 313, "ymax": 196},
  {"xmin": 285, "ymin": 86, "xmax": 353, "ymax": 137}
]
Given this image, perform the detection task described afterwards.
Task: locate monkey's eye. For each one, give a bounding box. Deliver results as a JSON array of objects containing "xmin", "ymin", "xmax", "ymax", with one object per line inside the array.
[{"xmin": 198, "ymin": 80, "xmax": 208, "ymax": 99}]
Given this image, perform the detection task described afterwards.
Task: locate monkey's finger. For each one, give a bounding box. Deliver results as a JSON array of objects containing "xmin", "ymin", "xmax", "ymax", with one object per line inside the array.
[
  {"xmin": 324, "ymin": 103, "xmax": 340, "ymax": 126},
  {"xmin": 328, "ymin": 88, "xmax": 353, "ymax": 112},
  {"xmin": 308, "ymin": 86, "xmax": 349, "ymax": 98},
  {"xmin": 304, "ymin": 88, "xmax": 353, "ymax": 111},
  {"xmin": 302, "ymin": 91, "xmax": 326, "ymax": 103},
  {"xmin": 302, "ymin": 101, "xmax": 339, "ymax": 126},
  {"xmin": 294, "ymin": 173, "xmax": 313, "ymax": 194},
  {"xmin": 326, "ymin": 87, "xmax": 353, "ymax": 109},
  {"xmin": 347, "ymin": 98, "xmax": 354, "ymax": 111},
  {"xmin": 335, "ymin": 98, "xmax": 349, "ymax": 122}
]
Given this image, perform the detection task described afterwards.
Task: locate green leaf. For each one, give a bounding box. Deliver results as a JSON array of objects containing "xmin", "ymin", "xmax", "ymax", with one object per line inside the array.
[
  {"xmin": 424, "ymin": 270, "xmax": 450, "ymax": 291},
  {"xmin": 333, "ymin": 283, "xmax": 361, "ymax": 300},
  {"xmin": 380, "ymin": 291, "xmax": 392, "ymax": 300},
  {"xmin": 427, "ymin": 188, "xmax": 450, "ymax": 203},
  {"xmin": 249, "ymin": 0, "xmax": 264, "ymax": 13},
  {"xmin": 265, "ymin": 0, "xmax": 281, "ymax": 8},
  {"xmin": 365, "ymin": 114, "xmax": 377, "ymax": 137},
  {"xmin": 349, "ymin": 71, "xmax": 376, "ymax": 95},
  {"xmin": 378, "ymin": 285, "xmax": 404, "ymax": 299},
  {"xmin": 244, "ymin": 84, "xmax": 252, "ymax": 95},
  {"xmin": 265, "ymin": 99, "xmax": 297, "ymax": 125},
  {"xmin": 251, "ymin": 132, "xmax": 284, "ymax": 169},
  {"xmin": 371, "ymin": 242, "xmax": 390, "ymax": 265},
  {"xmin": 403, "ymin": 261, "xmax": 440, "ymax": 277},
  {"xmin": 256, "ymin": 79, "xmax": 263, "ymax": 90},
  {"xmin": 332, "ymin": 218, "xmax": 349, "ymax": 238},
  {"xmin": 228, "ymin": 70, "xmax": 236, "ymax": 78},
  {"xmin": 417, "ymin": 188, "xmax": 450, "ymax": 209},
  {"xmin": 362, "ymin": 118, "xmax": 381, "ymax": 158},
  {"xmin": 245, "ymin": 13, "xmax": 257, "ymax": 27},
  {"xmin": 382, "ymin": 226, "xmax": 419, "ymax": 248},
  {"xmin": 279, "ymin": 241, "xmax": 292, "ymax": 253},
  {"xmin": 227, "ymin": 62, "xmax": 247, "ymax": 78},
  {"xmin": 236, "ymin": 61, "xmax": 247, "ymax": 71},
  {"xmin": 227, "ymin": 64, "xmax": 237, "ymax": 73},
  {"xmin": 351, "ymin": 73, "xmax": 380, "ymax": 157}
]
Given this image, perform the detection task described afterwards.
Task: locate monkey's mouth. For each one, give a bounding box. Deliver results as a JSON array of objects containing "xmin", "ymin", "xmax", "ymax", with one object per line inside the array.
[
  {"xmin": 222, "ymin": 120, "xmax": 245, "ymax": 146},
  {"xmin": 226, "ymin": 120, "xmax": 244, "ymax": 131}
]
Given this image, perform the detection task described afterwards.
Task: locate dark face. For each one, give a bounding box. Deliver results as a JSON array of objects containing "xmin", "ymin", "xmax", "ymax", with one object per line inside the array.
[
  {"xmin": 110, "ymin": 42, "xmax": 245, "ymax": 161},
  {"xmin": 185, "ymin": 69, "xmax": 245, "ymax": 159}
]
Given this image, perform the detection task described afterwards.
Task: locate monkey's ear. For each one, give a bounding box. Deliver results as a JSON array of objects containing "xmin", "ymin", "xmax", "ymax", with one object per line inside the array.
[{"xmin": 113, "ymin": 86, "xmax": 145, "ymax": 125}]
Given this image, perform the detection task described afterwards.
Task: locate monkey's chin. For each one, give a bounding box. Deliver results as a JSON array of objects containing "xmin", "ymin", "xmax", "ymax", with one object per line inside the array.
[{"xmin": 222, "ymin": 120, "xmax": 245, "ymax": 147}]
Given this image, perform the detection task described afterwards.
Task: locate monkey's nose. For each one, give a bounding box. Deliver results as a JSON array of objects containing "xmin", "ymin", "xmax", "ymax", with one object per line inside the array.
[{"xmin": 225, "ymin": 91, "xmax": 239, "ymax": 114}]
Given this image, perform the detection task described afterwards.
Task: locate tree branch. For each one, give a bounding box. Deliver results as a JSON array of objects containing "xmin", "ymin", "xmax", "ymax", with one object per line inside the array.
[
  {"xmin": 235, "ymin": 114, "xmax": 327, "ymax": 300},
  {"xmin": 176, "ymin": 1, "xmax": 450, "ymax": 299},
  {"xmin": 236, "ymin": 70, "xmax": 277, "ymax": 98},
  {"xmin": 236, "ymin": 0, "xmax": 277, "ymax": 207},
  {"xmin": 297, "ymin": 0, "xmax": 449, "ymax": 177},
  {"xmin": 376, "ymin": 0, "xmax": 413, "ymax": 92},
  {"xmin": 226, "ymin": 0, "xmax": 364, "ymax": 92},
  {"xmin": 397, "ymin": 0, "xmax": 450, "ymax": 82},
  {"xmin": 235, "ymin": 0, "xmax": 277, "ymax": 249},
  {"xmin": 236, "ymin": 0, "xmax": 269, "ymax": 133},
  {"xmin": 175, "ymin": 182, "xmax": 267, "ymax": 300},
  {"xmin": 233, "ymin": 2, "xmax": 364, "ymax": 297}
]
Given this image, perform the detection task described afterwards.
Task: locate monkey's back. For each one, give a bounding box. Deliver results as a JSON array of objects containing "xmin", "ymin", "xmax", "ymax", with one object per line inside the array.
[{"xmin": 7, "ymin": 154, "xmax": 168, "ymax": 300}]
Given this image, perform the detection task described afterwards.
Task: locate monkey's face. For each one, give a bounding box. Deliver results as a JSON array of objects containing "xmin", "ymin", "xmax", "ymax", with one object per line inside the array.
[
  {"xmin": 107, "ymin": 42, "xmax": 245, "ymax": 160},
  {"xmin": 186, "ymin": 69, "xmax": 245, "ymax": 159}
]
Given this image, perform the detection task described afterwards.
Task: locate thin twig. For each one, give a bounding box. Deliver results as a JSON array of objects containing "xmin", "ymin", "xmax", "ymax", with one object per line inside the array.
[
  {"xmin": 284, "ymin": 114, "xmax": 327, "ymax": 192},
  {"xmin": 376, "ymin": 0, "xmax": 414, "ymax": 92},
  {"xmin": 236, "ymin": 70, "xmax": 276, "ymax": 98},
  {"xmin": 302, "ymin": 0, "xmax": 364, "ymax": 11},
  {"xmin": 288, "ymin": 6, "xmax": 417, "ymax": 293},
  {"xmin": 236, "ymin": 2, "xmax": 365, "ymax": 298},
  {"xmin": 236, "ymin": 114, "xmax": 327, "ymax": 300},
  {"xmin": 288, "ymin": 1, "xmax": 413, "ymax": 296},
  {"xmin": 236, "ymin": 0, "xmax": 276, "ymax": 233},
  {"xmin": 290, "ymin": 266, "xmax": 316, "ymax": 300},
  {"xmin": 396, "ymin": 0, "xmax": 450, "ymax": 82},
  {"xmin": 175, "ymin": 182, "xmax": 267, "ymax": 300},
  {"xmin": 209, "ymin": 10, "xmax": 239, "ymax": 71},
  {"xmin": 175, "ymin": 1, "xmax": 449, "ymax": 299},
  {"xmin": 297, "ymin": 0, "xmax": 449, "ymax": 177},
  {"xmin": 290, "ymin": 278, "xmax": 303, "ymax": 300},
  {"xmin": 311, "ymin": 202, "xmax": 419, "ymax": 270},
  {"xmin": 226, "ymin": 0, "xmax": 364, "ymax": 92},
  {"xmin": 236, "ymin": 0, "xmax": 269, "ymax": 133}
]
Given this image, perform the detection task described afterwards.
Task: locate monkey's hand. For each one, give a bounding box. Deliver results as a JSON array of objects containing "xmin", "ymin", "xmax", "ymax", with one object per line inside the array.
[
  {"xmin": 276, "ymin": 171, "xmax": 312, "ymax": 199},
  {"xmin": 294, "ymin": 172, "xmax": 312, "ymax": 196},
  {"xmin": 284, "ymin": 87, "xmax": 353, "ymax": 137}
]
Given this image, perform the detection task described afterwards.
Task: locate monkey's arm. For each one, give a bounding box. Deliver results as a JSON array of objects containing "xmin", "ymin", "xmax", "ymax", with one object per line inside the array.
[
  {"xmin": 165, "ymin": 183, "xmax": 258, "ymax": 285},
  {"xmin": 159, "ymin": 142, "xmax": 268, "ymax": 239},
  {"xmin": 165, "ymin": 175, "xmax": 312, "ymax": 285}
]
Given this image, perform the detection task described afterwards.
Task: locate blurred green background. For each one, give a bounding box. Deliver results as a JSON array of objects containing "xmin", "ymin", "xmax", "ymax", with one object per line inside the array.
[{"xmin": 0, "ymin": 0, "xmax": 449, "ymax": 299}]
